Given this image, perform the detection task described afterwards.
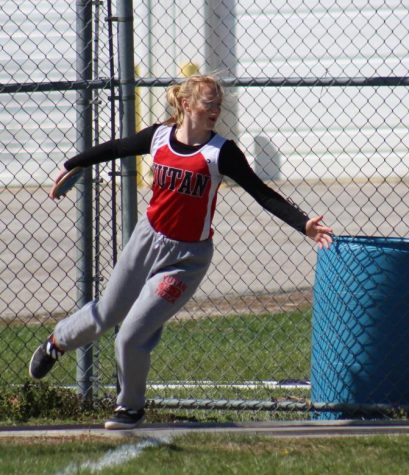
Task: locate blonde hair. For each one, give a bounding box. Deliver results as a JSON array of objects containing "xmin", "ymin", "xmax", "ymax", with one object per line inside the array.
[{"xmin": 163, "ymin": 75, "xmax": 224, "ymax": 126}]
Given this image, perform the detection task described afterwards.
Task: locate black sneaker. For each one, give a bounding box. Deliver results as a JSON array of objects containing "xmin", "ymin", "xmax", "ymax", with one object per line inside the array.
[
  {"xmin": 104, "ymin": 406, "xmax": 145, "ymax": 430},
  {"xmin": 29, "ymin": 336, "xmax": 64, "ymax": 380}
]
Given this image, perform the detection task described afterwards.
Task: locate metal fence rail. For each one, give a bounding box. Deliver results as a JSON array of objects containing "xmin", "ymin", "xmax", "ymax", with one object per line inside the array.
[{"xmin": 1, "ymin": 0, "xmax": 408, "ymax": 418}]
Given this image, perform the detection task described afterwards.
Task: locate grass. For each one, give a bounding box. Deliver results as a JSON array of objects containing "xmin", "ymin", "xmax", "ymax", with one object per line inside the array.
[
  {"xmin": 0, "ymin": 309, "xmax": 312, "ymax": 402},
  {"xmin": 153, "ymin": 310, "xmax": 311, "ymax": 381},
  {"xmin": 0, "ymin": 308, "xmax": 313, "ymax": 425},
  {"xmin": 1, "ymin": 433, "xmax": 409, "ymax": 474}
]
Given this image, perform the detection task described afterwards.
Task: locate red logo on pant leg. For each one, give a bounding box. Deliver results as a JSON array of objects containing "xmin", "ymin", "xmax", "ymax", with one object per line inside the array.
[{"xmin": 155, "ymin": 275, "xmax": 187, "ymax": 303}]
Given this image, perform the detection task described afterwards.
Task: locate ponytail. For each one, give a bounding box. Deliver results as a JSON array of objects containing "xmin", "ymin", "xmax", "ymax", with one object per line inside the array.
[{"xmin": 163, "ymin": 84, "xmax": 184, "ymax": 126}]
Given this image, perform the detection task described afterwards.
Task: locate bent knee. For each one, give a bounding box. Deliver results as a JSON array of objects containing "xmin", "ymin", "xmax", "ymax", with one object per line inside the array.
[{"xmin": 115, "ymin": 326, "xmax": 163, "ymax": 353}]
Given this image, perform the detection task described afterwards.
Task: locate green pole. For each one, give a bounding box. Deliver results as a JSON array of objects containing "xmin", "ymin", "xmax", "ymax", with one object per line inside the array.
[
  {"xmin": 75, "ymin": 0, "xmax": 94, "ymax": 400},
  {"xmin": 117, "ymin": 0, "xmax": 137, "ymax": 244}
]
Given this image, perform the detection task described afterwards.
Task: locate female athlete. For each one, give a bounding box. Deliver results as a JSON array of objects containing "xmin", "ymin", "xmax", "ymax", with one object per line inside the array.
[{"xmin": 29, "ymin": 74, "xmax": 332, "ymax": 429}]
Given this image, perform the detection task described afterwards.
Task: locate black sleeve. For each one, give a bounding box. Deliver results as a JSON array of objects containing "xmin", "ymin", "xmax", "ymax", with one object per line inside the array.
[
  {"xmin": 64, "ymin": 124, "xmax": 160, "ymax": 170},
  {"xmin": 218, "ymin": 140, "xmax": 310, "ymax": 234}
]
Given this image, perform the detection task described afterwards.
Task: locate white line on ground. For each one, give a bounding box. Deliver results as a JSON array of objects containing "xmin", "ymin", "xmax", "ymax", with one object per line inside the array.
[
  {"xmin": 149, "ymin": 380, "xmax": 311, "ymax": 390},
  {"xmin": 70, "ymin": 381, "xmax": 311, "ymax": 391},
  {"xmin": 54, "ymin": 435, "xmax": 171, "ymax": 475}
]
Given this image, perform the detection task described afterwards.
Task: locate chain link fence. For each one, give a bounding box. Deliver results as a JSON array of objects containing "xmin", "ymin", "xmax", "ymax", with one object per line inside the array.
[{"xmin": 1, "ymin": 0, "xmax": 409, "ymax": 418}]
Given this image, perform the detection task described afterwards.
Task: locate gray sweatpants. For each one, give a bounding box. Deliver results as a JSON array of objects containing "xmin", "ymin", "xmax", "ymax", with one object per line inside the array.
[{"xmin": 54, "ymin": 214, "xmax": 213, "ymax": 410}]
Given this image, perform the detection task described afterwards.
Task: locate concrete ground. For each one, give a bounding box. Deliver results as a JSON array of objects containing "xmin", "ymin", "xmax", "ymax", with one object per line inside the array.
[
  {"xmin": 2, "ymin": 420, "xmax": 409, "ymax": 440},
  {"xmin": 2, "ymin": 177, "xmax": 408, "ymax": 320}
]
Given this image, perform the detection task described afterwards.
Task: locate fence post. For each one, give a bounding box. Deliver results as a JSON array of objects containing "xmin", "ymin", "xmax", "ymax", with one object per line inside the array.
[
  {"xmin": 75, "ymin": 0, "xmax": 94, "ymax": 400},
  {"xmin": 117, "ymin": 0, "xmax": 137, "ymax": 243}
]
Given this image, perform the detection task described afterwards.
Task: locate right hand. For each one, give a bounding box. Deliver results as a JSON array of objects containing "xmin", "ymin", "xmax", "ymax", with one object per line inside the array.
[{"xmin": 49, "ymin": 166, "xmax": 69, "ymax": 200}]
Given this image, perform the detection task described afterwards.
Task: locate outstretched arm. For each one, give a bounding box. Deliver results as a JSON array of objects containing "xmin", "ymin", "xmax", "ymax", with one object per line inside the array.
[
  {"xmin": 49, "ymin": 124, "xmax": 160, "ymax": 200},
  {"xmin": 219, "ymin": 141, "xmax": 334, "ymax": 246}
]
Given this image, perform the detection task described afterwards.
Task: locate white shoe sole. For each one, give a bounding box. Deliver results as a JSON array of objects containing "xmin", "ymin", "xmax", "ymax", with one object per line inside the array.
[
  {"xmin": 104, "ymin": 416, "xmax": 144, "ymax": 430},
  {"xmin": 28, "ymin": 345, "xmax": 44, "ymax": 380}
]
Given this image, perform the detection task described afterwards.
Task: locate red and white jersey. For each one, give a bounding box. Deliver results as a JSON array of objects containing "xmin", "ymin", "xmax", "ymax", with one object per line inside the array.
[{"xmin": 147, "ymin": 125, "xmax": 226, "ymax": 241}]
